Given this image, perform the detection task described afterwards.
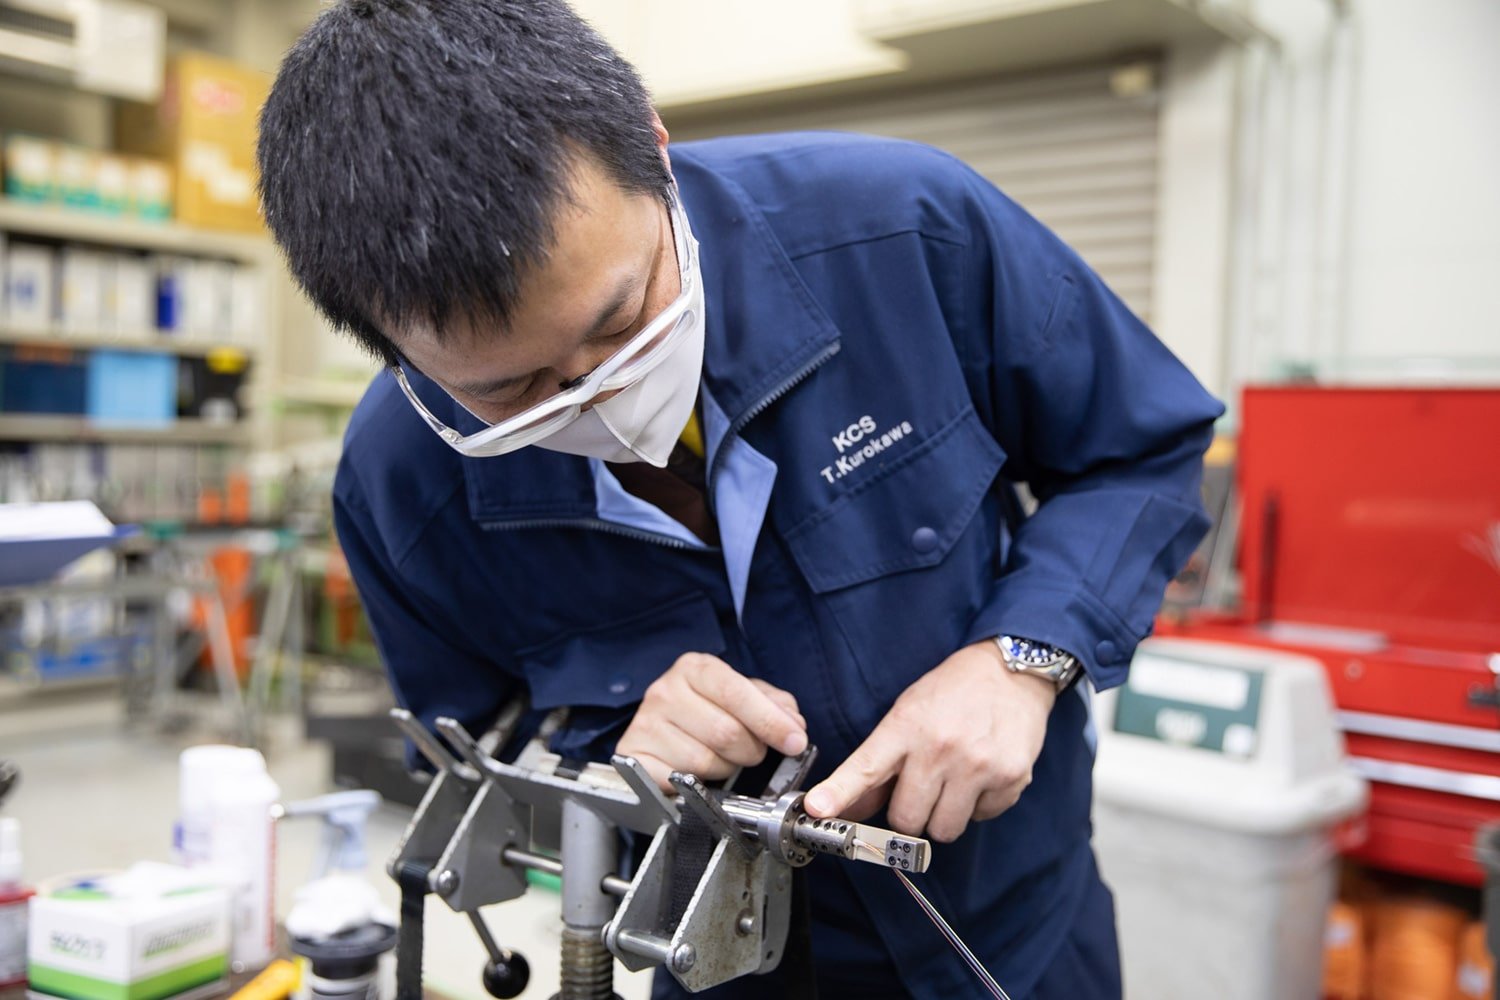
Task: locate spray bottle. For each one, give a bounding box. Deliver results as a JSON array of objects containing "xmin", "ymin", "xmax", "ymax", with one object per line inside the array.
[{"xmin": 278, "ymin": 791, "xmax": 397, "ymax": 1000}]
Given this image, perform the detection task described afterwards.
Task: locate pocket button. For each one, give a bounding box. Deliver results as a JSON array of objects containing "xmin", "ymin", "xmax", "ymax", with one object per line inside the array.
[{"xmin": 910, "ymin": 526, "xmax": 940, "ymax": 554}]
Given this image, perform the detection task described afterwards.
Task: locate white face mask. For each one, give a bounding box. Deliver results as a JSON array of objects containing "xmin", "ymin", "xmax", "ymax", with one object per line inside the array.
[
  {"xmin": 531, "ymin": 208, "xmax": 706, "ymax": 468},
  {"xmin": 390, "ymin": 192, "xmax": 706, "ymax": 467}
]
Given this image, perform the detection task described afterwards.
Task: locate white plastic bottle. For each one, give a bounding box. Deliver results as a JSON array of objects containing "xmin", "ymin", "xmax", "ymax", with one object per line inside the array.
[{"xmin": 178, "ymin": 746, "xmax": 280, "ymax": 972}]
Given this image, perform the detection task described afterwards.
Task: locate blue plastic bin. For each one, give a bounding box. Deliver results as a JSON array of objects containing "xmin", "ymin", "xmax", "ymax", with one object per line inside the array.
[{"xmin": 86, "ymin": 350, "xmax": 176, "ymax": 425}]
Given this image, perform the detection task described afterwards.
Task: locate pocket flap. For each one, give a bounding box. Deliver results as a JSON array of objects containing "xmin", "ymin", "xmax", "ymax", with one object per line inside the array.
[
  {"xmin": 517, "ymin": 592, "xmax": 727, "ymax": 710},
  {"xmin": 782, "ymin": 407, "xmax": 1004, "ymax": 593}
]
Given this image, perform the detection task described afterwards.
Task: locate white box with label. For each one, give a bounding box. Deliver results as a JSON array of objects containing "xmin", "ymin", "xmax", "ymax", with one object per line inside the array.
[
  {"xmin": 4, "ymin": 243, "xmax": 56, "ymax": 332},
  {"xmin": 28, "ymin": 863, "xmax": 230, "ymax": 1000}
]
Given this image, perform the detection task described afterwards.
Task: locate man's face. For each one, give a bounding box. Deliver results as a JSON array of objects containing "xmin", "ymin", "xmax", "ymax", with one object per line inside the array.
[{"xmin": 393, "ymin": 152, "xmax": 680, "ymax": 425}]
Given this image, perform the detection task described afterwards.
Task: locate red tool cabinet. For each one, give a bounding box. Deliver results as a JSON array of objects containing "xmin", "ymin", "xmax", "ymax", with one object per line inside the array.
[{"xmin": 1159, "ymin": 386, "xmax": 1500, "ymax": 886}]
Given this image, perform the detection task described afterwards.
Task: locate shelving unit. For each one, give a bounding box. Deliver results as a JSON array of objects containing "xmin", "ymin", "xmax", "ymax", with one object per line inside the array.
[
  {"xmin": 0, "ymin": 196, "xmax": 281, "ymax": 458},
  {"xmin": 0, "ymin": 326, "xmax": 255, "ymax": 359},
  {"xmin": 0, "ymin": 198, "xmax": 272, "ymax": 263},
  {"xmin": 0, "ymin": 414, "xmax": 250, "ymax": 445}
]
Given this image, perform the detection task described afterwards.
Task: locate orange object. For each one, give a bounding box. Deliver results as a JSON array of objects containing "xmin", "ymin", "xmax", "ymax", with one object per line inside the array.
[
  {"xmin": 1369, "ymin": 898, "xmax": 1466, "ymax": 1000},
  {"xmin": 1453, "ymin": 922, "xmax": 1494, "ymax": 1000},
  {"xmin": 193, "ymin": 545, "xmax": 256, "ymax": 677},
  {"xmin": 226, "ymin": 471, "xmax": 251, "ymax": 524},
  {"xmin": 1325, "ymin": 901, "xmax": 1369, "ymax": 1000},
  {"xmin": 198, "ymin": 485, "xmax": 224, "ymax": 524}
]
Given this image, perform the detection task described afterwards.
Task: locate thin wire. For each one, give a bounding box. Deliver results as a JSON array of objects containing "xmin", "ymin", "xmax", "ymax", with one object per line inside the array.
[{"xmin": 853, "ymin": 840, "xmax": 1012, "ymax": 1000}]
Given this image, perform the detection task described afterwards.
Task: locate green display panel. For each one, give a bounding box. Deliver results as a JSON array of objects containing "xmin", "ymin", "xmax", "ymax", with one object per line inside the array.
[{"xmin": 1113, "ymin": 653, "xmax": 1265, "ymax": 757}]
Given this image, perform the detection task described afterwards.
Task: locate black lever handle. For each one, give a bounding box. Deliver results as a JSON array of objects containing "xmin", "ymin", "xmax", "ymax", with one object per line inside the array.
[
  {"xmin": 468, "ymin": 910, "xmax": 529, "ymax": 999},
  {"xmin": 481, "ymin": 953, "xmax": 530, "ymax": 999}
]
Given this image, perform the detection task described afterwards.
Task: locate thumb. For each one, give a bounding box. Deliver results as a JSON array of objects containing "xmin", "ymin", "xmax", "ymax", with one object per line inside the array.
[{"xmin": 804, "ymin": 726, "xmax": 904, "ymax": 818}]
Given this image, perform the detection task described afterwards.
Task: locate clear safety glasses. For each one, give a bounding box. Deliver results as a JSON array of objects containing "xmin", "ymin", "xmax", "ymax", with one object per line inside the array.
[{"xmin": 390, "ymin": 192, "xmax": 699, "ymax": 458}]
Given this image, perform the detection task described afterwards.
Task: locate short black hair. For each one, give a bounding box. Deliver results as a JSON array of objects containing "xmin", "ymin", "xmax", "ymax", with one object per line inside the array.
[{"xmin": 257, "ymin": 0, "xmax": 671, "ymax": 365}]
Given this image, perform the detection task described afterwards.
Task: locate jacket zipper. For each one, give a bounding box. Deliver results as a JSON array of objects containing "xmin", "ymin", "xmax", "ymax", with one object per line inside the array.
[
  {"xmin": 706, "ymin": 341, "xmax": 841, "ymax": 508},
  {"xmin": 480, "ymin": 340, "xmax": 840, "ymax": 546}
]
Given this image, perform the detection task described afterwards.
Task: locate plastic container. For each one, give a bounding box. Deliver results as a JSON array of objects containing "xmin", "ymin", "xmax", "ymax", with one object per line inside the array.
[
  {"xmin": 1454, "ymin": 921, "xmax": 1493, "ymax": 1000},
  {"xmin": 1323, "ymin": 901, "xmax": 1367, "ymax": 1000},
  {"xmin": 1368, "ymin": 897, "xmax": 1464, "ymax": 1000},
  {"xmin": 1092, "ymin": 638, "xmax": 1368, "ymax": 1000},
  {"xmin": 177, "ymin": 746, "xmax": 280, "ymax": 972},
  {"xmin": 0, "ymin": 817, "xmax": 34, "ymax": 988},
  {"xmin": 86, "ymin": 350, "xmax": 177, "ymax": 425}
]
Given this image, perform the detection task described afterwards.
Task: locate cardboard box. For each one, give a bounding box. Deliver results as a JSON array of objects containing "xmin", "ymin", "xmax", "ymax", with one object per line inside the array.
[
  {"xmin": 95, "ymin": 154, "xmax": 132, "ymax": 216},
  {"xmin": 56, "ymin": 146, "xmax": 97, "ymax": 210},
  {"xmin": 104, "ymin": 255, "xmax": 156, "ymax": 337},
  {"xmin": 28, "ymin": 864, "xmax": 229, "ymax": 1000},
  {"xmin": 4, "ymin": 243, "xmax": 57, "ymax": 332},
  {"xmin": 128, "ymin": 159, "xmax": 173, "ymax": 222},
  {"xmin": 59, "ymin": 249, "xmax": 107, "ymax": 336},
  {"xmin": 116, "ymin": 53, "xmax": 270, "ymax": 233},
  {"xmin": 3, "ymin": 134, "xmax": 55, "ymax": 203},
  {"xmin": 228, "ymin": 266, "xmax": 263, "ymax": 347}
]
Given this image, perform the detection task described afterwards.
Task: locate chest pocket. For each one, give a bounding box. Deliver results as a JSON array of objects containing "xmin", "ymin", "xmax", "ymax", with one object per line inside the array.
[
  {"xmin": 780, "ymin": 406, "xmax": 1006, "ymax": 705},
  {"xmin": 515, "ymin": 591, "xmax": 727, "ymax": 711}
]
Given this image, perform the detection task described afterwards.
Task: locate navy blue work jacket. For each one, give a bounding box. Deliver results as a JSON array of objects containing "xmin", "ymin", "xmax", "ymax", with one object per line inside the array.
[{"xmin": 333, "ymin": 132, "xmax": 1223, "ymax": 997}]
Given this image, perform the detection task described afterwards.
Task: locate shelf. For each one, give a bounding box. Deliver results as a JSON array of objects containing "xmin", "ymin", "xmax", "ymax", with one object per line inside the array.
[
  {"xmin": 0, "ymin": 198, "xmax": 274, "ymax": 264},
  {"xmin": 0, "ymin": 415, "xmax": 250, "ymax": 445},
  {"xmin": 0, "ymin": 328, "xmax": 257, "ymax": 359},
  {"xmin": 276, "ymin": 375, "xmax": 370, "ymax": 410}
]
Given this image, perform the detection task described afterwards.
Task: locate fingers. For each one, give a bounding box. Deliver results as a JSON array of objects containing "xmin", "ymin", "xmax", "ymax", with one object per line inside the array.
[
  {"xmin": 668, "ymin": 702, "xmax": 770, "ymax": 770},
  {"xmin": 884, "ymin": 764, "xmax": 944, "ymax": 837},
  {"xmin": 974, "ymin": 787, "xmax": 1022, "ymax": 821},
  {"xmin": 619, "ymin": 654, "xmax": 809, "ymax": 793},
  {"xmin": 803, "ymin": 719, "xmax": 905, "ymax": 818},
  {"xmin": 926, "ymin": 778, "xmax": 983, "ymax": 843},
  {"xmin": 683, "ymin": 657, "xmax": 806, "ymax": 756},
  {"xmin": 839, "ymin": 779, "xmax": 896, "ymax": 823},
  {"xmin": 750, "ymin": 679, "xmax": 805, "ymax": 729}
]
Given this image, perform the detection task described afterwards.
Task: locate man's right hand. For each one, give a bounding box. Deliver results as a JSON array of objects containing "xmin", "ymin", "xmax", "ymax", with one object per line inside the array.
[{"xmin": 617, "ymin": 652, "xmax": 808, "ymax": 791}]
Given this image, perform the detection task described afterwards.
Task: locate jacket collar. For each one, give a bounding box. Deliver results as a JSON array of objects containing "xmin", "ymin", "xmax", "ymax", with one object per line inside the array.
[{"xmin": 459, "ymin": 144, "xmax": 843, "ymax": 524}]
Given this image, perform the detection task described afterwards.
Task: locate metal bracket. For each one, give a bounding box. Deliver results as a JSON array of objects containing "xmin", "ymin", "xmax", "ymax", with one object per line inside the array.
[
  {"xmin": 670, "ymin": 771, "xmax": 756, "ymax": 858},
  {"xmin": 668, "ymin": 837, "xmax": 790, "ymax": 990},
  {"xmin": 602, "ymin": 823, "xmax": 677, "ymax": 973},
  {"xmin": 430, "ymin": 780, "xmax": 529, "ymax": 912}
]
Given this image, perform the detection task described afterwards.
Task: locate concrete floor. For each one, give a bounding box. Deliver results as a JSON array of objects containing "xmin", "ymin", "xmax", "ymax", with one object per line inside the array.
[{"xmin": 0, "ymin": 690, "xmax": 653, "ymax": 1000}]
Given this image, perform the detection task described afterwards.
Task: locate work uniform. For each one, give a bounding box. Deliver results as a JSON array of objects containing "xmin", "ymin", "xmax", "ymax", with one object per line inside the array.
[{"xmin": 334, "ymin": 132, "xmax": 1223, "ymax": 999}]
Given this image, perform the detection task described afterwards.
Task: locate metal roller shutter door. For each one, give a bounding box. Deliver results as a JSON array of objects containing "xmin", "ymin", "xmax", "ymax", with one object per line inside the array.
[{"xmin": 670, "ymin": 63, "xmax": 1162, "ymax": 322}]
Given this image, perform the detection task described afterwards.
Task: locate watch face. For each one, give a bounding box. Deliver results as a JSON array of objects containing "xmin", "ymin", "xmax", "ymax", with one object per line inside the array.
[{"xmin": 1001, "ymin": 636, "xmax": 1063, "ymax": 667}]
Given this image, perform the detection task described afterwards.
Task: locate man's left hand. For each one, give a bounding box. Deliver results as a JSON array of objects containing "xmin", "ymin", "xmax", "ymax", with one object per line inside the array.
[{"xmin": 803, "ymin": 640, "xmax": 1056, "ymax": 842}]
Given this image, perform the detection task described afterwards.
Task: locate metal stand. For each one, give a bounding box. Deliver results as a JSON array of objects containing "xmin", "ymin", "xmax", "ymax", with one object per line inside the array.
[{"xmin": 387, "ymin": 707, "xmax": 931, "ymax": 998}]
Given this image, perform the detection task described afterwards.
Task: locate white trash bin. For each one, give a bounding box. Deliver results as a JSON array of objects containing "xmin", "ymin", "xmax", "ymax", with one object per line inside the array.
[{"xmin": 1092, "ymin": 637, "xmax": 1367, "ymax": 1000}]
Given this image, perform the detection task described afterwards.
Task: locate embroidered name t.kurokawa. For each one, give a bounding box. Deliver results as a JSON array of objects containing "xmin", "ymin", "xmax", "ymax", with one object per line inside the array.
[{"xmin": 820, "ymin": 414, "xmax": 916, "ymax": 484}]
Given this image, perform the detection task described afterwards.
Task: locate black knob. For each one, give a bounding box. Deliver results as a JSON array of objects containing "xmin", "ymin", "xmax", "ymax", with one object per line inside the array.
[{"xmin": 482, "ymin": 952, "xmax": 530, "ymax": 999}]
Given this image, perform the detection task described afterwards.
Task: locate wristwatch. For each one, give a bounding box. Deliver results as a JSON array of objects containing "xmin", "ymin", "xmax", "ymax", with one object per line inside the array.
[{"xmin": 994, "ymin": 635, "xmax": 1082, "ymax": 691}]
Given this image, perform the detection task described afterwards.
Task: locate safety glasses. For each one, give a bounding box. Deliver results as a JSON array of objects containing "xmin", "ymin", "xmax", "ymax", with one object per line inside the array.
[{"xmin": 391, "ymin": 192, "xmax": 699, "ymax": 458}]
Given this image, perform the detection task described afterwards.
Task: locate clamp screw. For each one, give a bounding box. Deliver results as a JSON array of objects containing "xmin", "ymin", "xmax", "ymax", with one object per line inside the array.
[
  {"xmin": 672, "ymin": 944, "xmax": 696, "ymax": 973},
  {"xmin": 737, "ymin": 913, "xmax": 757, "ymax": 936},
  {"xmin": 434, "ymin": 869, "xmax": 460, "ymax": 897}
]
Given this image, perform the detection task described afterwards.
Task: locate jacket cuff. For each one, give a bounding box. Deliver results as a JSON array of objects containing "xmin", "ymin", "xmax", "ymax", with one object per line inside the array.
[{"xmin": 961, "ymin": 581, "xmax": 1142, "ymax": 691}]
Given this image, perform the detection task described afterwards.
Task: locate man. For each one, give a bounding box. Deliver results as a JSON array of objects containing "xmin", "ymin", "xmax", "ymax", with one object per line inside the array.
[{"xmin": 257, "ymin": 2, "xmax": 1222, "ymax": 997}]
